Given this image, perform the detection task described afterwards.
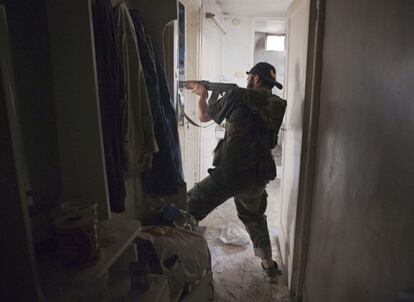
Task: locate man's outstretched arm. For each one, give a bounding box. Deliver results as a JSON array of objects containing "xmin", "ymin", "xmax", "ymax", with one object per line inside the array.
[{"xmin": 187, "ymin": 82, "xmax": 212, "ymax": 122}]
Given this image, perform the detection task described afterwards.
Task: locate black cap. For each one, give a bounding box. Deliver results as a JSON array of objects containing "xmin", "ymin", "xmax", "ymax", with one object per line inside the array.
[{"xmin": 246, "ymin": 62, "xmax": 283, "ymax": 89}]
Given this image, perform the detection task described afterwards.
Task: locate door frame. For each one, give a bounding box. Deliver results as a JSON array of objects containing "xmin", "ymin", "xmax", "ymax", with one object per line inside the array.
[
  {"xmin": 0, "ymin": 5, "xmax": 44, "ymax": 300},
  {"xmin": 177, "ymin": 0, "xmax": 202, "ymax": 189},
  {"xmin": 289, "ymin": 0, "xmax": 325, "ymax": 300}
]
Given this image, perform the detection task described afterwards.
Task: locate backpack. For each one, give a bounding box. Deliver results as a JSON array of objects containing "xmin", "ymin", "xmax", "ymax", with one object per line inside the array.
[
  {"xmin": 245, "ymin": 88, "xmax": 287, "ymax": 148},
  {"xmin": 245, "ymin": 89, "xmax": 287, "ymax": 181}
]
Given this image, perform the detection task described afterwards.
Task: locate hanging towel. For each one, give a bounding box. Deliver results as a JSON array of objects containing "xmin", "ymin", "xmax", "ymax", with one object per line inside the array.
[
  {"xmin": 113, "ymin": 3, "xmax": 158, "ymax": 178},
  {"xmin": 130, "ymin": 10, "xmax": 184, "ymax": 195}
]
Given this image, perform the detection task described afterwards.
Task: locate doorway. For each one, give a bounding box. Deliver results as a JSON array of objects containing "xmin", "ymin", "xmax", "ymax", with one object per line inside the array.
[
  {"xmin": 177, "ymin": 0, "xmax": 313, "ymax": 301},
  {"xmin": 196, "ymin": 8, "xmax": 290, "ymax": 302}
]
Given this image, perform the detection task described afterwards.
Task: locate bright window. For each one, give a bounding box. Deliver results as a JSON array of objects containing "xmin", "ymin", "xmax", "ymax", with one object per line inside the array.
[{"xmin": 266, "ymin": 35, "xmax": 285, "ymax": 51}]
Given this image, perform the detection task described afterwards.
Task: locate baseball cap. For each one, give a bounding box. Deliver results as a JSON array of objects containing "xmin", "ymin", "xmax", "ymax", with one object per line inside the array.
[{"xmin": 246, "ymin": 62, "xmax": 283, "ymax": 89}]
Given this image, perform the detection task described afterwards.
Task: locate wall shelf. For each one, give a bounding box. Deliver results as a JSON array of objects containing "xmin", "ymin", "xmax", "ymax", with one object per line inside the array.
[{"xmin": 39, "ymin": 219, "xmax": 141, "ymax": 300}]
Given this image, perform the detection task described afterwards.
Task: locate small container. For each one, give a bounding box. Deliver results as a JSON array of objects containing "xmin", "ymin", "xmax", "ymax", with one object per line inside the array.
[{"xmin": 53, "ymin": 199, "xmax": 99, "ymax": 268}]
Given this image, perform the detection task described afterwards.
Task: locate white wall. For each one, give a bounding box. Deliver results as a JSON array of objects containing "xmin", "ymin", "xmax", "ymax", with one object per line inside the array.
[
  {"xmin": 201, "ymin": 10, "xmax": 223, "ymax": 82},
  {"xmin": 200, "ymin": 0, "xmax": 225, "ymax": 178},
  {"xmin": 222, "ymin": 15, "xmax": 254, "ymax": 87}
]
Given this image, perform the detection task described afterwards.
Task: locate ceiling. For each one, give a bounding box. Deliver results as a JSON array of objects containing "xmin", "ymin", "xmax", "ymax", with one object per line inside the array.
[
  {"xmin": 216, "ymin": 0, "xmax": 293, "ymax": 17},
  {"xmin": 254, "ymin": 19, "xmax": 287, "ymax": 34}
]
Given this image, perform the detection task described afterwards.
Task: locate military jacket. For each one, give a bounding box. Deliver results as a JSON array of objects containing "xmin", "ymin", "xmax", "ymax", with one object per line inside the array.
[{"xmin": 207, "ymin": 87, "xmax": 287, "ymax": 182}]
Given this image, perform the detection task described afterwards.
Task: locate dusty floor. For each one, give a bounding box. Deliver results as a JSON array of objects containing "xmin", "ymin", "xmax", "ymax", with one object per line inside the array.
[{"xmin": 200, "ymin": 178, "xmax": 291, "ymax": 302}]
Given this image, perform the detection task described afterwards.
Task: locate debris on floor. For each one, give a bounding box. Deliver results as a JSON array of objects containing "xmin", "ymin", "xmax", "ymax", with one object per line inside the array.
[
  {"xmin": 201, "ymin": 179, "xmax": 292, "ymax": 302},
  {"xmin": 218, "ymin": 222, "xmax": 250, "ymax": 247}
]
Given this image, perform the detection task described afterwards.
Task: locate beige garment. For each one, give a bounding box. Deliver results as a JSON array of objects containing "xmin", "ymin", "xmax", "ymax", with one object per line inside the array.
[
  {"xmin": 114, "ymin": 3, "xmax": 158, "ymax": 177},
  {"xmin": 114, "ymin": 3, "xmax": 158, "ymax": 178}
]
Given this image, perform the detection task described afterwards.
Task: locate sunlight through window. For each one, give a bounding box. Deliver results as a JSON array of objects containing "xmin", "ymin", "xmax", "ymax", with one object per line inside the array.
[{"xmin": 266, "ymin": 35, "xmax": 285, "ymax": 51}]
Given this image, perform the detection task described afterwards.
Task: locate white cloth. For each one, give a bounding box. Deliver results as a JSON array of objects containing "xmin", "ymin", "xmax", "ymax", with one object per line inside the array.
[
  {"xmin": 114, "ymin": 3, "xmax": 158, "ymax": 177},
  {"xmin": 137, "ymin": 226, "xmax": 211, "ymax": 296}
]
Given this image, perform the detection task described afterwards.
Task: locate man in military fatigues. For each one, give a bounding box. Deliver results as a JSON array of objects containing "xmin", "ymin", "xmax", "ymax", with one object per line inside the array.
[{"xmin": 187, "ymin": 62, "xmax": 287, "ymax": 282}]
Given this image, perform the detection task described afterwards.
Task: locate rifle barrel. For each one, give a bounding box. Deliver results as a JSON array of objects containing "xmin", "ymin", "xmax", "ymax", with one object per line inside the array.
[{"xmin": 180, "ymin": 80, "xmax": 238, "ymax": 93}]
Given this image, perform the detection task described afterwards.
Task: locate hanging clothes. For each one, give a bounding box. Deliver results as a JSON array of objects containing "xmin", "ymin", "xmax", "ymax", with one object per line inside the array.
[
  {"xmin": 154, "ymin": 55, "xmax": 185, "ymax": 185},
  {"xmin": 92, "ymin": 0, "xmax": 125, "ymax": 212},
  {"xmin": 129, "ymin": 9, "xmax": 184, "ymax": 195},
  {"xmin": 113, "ymin": 2, "xmax": 158, "ymax": 178}
]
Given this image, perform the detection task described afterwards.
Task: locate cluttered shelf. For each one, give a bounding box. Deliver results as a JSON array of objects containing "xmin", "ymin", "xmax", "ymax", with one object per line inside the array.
[{"xmin": 39, "ymin": 218, "xmax": 141, "ymax": 300}]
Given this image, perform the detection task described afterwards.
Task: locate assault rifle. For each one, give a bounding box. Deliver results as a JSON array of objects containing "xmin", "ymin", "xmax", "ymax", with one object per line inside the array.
[
  {"xmin": 179, "ymin": 80, "xmax": 238, "ymax": 95},
  {"xmin": 179, "ymin": 80, "xmax": 238, "ymax": 128}
]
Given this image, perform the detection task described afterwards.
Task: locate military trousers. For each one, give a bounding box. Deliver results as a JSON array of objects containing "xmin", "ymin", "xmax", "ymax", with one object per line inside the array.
[{"xmin": 187, "ymin": 169, "xmax": 272, "ymax": 259}]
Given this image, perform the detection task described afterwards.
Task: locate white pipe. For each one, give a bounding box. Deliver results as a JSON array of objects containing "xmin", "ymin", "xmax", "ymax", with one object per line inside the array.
[{"xmin": 205, "ymin": 12, "xmax": 226, "ymax": 35}]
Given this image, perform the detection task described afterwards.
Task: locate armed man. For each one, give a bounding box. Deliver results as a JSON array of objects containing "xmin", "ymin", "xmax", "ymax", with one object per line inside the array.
[{"xmin": 185, "ymin": 62, "xmax": 287, "ymax": 283}]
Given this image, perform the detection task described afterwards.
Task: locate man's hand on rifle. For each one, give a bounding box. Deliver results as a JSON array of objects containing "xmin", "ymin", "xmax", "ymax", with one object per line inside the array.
[
  {"xmin": 182, "ymin": 81, "xmax": 211, "ymax": 122},
  {"xmin": 185, "ymin": 81, "xmax": 208, "ymax": 98}
]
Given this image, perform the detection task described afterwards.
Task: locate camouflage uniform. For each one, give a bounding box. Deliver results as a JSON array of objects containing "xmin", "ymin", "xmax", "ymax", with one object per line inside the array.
[{"xmin": 188, "ymin": 87, "xmax": 287, "ymax": 258}]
